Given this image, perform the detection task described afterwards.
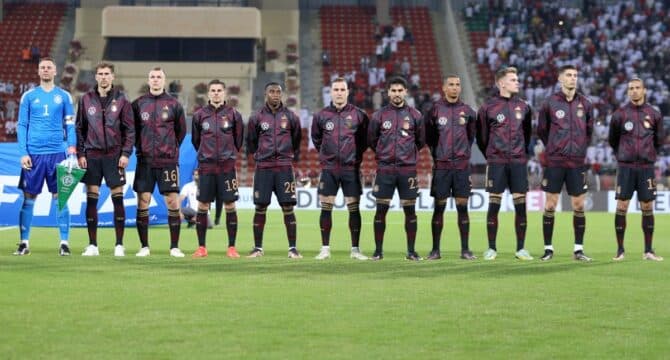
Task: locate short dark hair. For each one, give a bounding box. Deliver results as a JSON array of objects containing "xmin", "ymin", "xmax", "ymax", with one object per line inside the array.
[
  {"xmin": 558, "ymin": 64, "xmax": 577, "ymax": 74},
  {"xmin": 331, "ymin": 77, "xmax": 348, "ymax": 86},
  {"xmin": 629, "ymin": 76, "xmax": 645, "ymax": 87},
  {"xmin": 95, "ymin": 62, "xmax": 115, "ymax": 73},
  {"xmin": 443, "ymin": 74, "xmax": 460, "ymax": 83},
  {"xmin": 208, "ymin": 79, "xmax": 226, "ymax": 90},
  {"xmin": 495, "ymin": 66, "xmax": 517, "ymax": 82},
  {"xmin": 387, "ymin": 76, "xmax": 408, "ymax": 89},
  {"xmin": 265, "ymin": 82, "xmax": 282, "ymax": 91}
]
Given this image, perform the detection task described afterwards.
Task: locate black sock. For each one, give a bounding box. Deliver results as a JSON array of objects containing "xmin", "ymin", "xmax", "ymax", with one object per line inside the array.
[
  {"xmin": 196, "ymin": 210, "xmax": 208, "ymax": 247},
  {"xmin": 514, "ymin": 197, "xmax": 527, "ymax": 251},
  {"xmin": 487, "ymin": 196, "xmax": 501, "ymax": 251},
  {"xmin": 374, "ymin": 202, "xmax": 390, "ymax": 253},
  {"xmin": 431, "ymin": 201, "xmax": 446, "ymax": 252},
  {"xmin": 319, "ymin": 203, "xmax": 333, "ymax": 246},
  {"xmin": 253, "ymin": 206, "xmax": 267, "ymax": 249},
  {"xmin": 111, "ymin": 193, "xmax": 125, "ymax": 246},
  {"xmin": 283, "ymin": 207, "xmax": 297, "ymax": 248},
  {"xmin": 543, "ymin": 209, "xmax": 555, "ymax": 247},
  {"xmin": 348, "ymin": 202, "xmax": 362, "ymax": 248},
  {"xmin": 86, "ymin": 192, "xmax": 98, "ymax": 246},
  {"xmin": 226, "ymin": 208, "xmax": 237, "ymax": 247},
  {"xmin": 642, "ymin": 210, "xmax": 654, "ymax": 253},
  {"xmin": 574, "ymin": 210, "xmax": 585, "ymax": 245},
  {"xmin": 136, "ymin": 209, "xmax": 149, "ymax": 248},
  {"xmin": 403, "ymin": 204, "xmax": 417, "ymax": 253},
  {"xmin": 615, "ymin": 210, "xmax": 626, "ymax": 252},
  {"xmin": 168, "ymin": 209, "xmax": 181, "ymax": 249},
  {"xmin": 456, "ymin": 203, "xmax": 469, "ymax": 251}
]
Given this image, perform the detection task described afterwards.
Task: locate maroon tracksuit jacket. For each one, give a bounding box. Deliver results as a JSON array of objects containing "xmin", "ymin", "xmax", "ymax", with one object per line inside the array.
[
  {"xmin": 191, "ymin": 102, "xmax": 244, "ymax": 174},
  {"xmin": 246, "ymin": 103, "xmax": 301, "ymax": 169},
  {"xmin": 609, "ymin": 102, "xmax": 663, "ymax": 168},
  {"xmin": 476, "ymin": 92, "xmax": 532, "ymax": 164},
  {"xmin": 368, "ymin": 103, "xmax": 425, "ymax": 174},
  {"xmin": 311, "ymin": 103, "xmax": 369, "ymax": 171},
  {"xmin": 425, "ymin": 99, "xmax": 476, "ymax": 170},
  {"xmin": 132, "ymin": 91, "xmax": 186, "ymax": 167}
]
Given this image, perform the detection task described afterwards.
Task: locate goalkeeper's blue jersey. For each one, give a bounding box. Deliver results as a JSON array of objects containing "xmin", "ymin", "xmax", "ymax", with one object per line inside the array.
[{"xmin": 17, "ymin": 85, "xmax": 75, "ymax": 156}]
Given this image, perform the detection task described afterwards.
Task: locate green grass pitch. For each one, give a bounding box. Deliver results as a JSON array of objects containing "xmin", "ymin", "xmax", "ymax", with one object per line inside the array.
[{"xmin": 1, "ymin": 210, "xmax": 668, "ymax": 359}]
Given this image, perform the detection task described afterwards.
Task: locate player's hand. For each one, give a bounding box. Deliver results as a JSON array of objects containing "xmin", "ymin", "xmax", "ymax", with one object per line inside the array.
[
  {"xmin": 78, "ymin": 156, "xmax": 87, "ymax": 169},
  {"xmin": 21, "ymin": 155, "xmax": 32, "ymax": 170},
  {"xmin": 118, "ymin": 155, "xmax": 129, "ymax": 169},
  {"xmin": 67, "ymin": 146, "xmax": 77, "ymax": 155}
]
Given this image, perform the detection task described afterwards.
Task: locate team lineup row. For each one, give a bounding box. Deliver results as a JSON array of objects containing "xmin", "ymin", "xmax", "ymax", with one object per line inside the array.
[{"xmin": 13, "ymin": 58, "xmax": 664, "ymax": 262}]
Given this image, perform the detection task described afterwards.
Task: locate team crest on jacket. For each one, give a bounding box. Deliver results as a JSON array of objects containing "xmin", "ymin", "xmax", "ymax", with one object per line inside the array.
[
  {"xmin": 161, "ymin": 105, "xmax": 169, "ymax": 120},
  {"xmin": 496, "ymin": 114, "xmax": 505, "ymax": 123},
  {"xmin": 325, "ymin": 121, "xmax": 334, "ymax": 131},
  {"xmin": 221, "ymin": 115, "xmax": 229, "ymax": 129},
  {"xmin": 110, "ymin": 100, "xmax": 118, "ymax": 113},
  {"xmin": 624, "ymin": 121, "xmax": 634, "ymax": 131},
  {"xmin": 141, "ymin": 112, "xmax": 150, "ymax": 121},
  {"xmin": 202, "ymin": 121, "xmax": 210, "ymax": 131},
  {"xmin": 345, "ymin": 115, "xmax": 353, "ymax": 128},
  {"xmin": 555, "ymin": 110, "xmax": 565, "ymax": 119},
  {"xmin": 87, "ymin": 106, "xmax": 96, "ymax": 116},
  {"xmin": 260, "ymin": 122, "xmax": 270, "ymax": 131},
  {"xmin": 576, "ymin": 103, "xmax": 584, "ymax": 117},
  {"xmin": 280, "ymin": 114, "xmax": 288, "ymax": 129},
  {"xmin": 382, "ymin": 120, "xmax": 392, "ymax": 129},
  {"xmin": 438, "ymin": 117, "xmax": 448, "ymax": 126},
  {"xmin": 644, "ymin": 115, "xmax": 651, "ymax": 128},
  {"xmin": 514, "ymin": 106, "xmax": 522, "ymax": 120},
  {"xmin": 53, "ymin": 95, "xmax": 63, "ymax": 104}
]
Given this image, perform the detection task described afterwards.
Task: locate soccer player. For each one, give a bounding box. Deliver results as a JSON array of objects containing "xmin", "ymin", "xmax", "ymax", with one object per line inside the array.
[
  {"xmin": 537, "ymin": 65, "xmax": 594, "ymax": 261},
  {"xmin": 311, "ymin": 77, "xmax": 369, "ymax": 260},
  {"xmin": 15, "ymin": 57, "xmax": 76, "ymax": 256},
  {"xmin": 368, "ymin": 77, "xmax": 425, "ymax": 261},
  {"xmin": 246, "ymin": 82, "xmax": 302, "ymax": 259},
  {"xmin": 76, "ymin": 62, "xmax": 134, "ymax": 257},
  {"xmin": 476, "ymin": 67, "xmax": 533, "ymax": 261},
  {"xmin": 191, "ymin": 79, "xmax": 244, "ymax": 258},
  {"xmin": 132, "ymin": 67, "xmax": 187, "ymax": 257},
  {"xmin": 425, "ymin": 74, "xmax": 477, "ymax": 260},
  {"xmin": 609, "ymin": 77, "xmax": 664, "ymax": 261}
]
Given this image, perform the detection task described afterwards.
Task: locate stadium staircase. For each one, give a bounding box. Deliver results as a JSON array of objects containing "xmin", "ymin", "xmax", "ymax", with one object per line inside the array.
[
  {"xmin": 319, "ymin": 5, "xmax": 441, "ymax": 187},
  {"xmin": 463, "ymin": 10, "xmax": 494, "ymax": 87},
  {"xmin": 0, "ymin": 2, "xmax": 67, "ymax": 142}
]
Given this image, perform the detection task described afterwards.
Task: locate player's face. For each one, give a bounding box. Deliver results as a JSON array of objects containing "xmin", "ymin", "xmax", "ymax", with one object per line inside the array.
[
  {"xmin": 443, "ymin": 77, "xmax": 461, "ymax": 100},
  {"xmin": 627, "ymin": 80, "xmax": 646, "ymax": 103},
  {"xmin": 498, "ymin": 73, "xmax": 519, "ymax": 95},
  {"xmin": 265, "ymin": 85, "xmax": 282, "ymax": 107},
  {"xmin": 95, "ymin": 67, "xmax": 114, "ymax": 89},
  {"xmin": 38, "ymin": 60, "xmax": 56, "ymax": 82},
  {"xmin": 330, "ymin": 81, "xmax": 349, "ymax": 107},
  {"xmin": 387, "ymin": 83, "xmax": 407, "ymax": 106},
  {"xmin": 148, "ymin": 70, "xmax": 166, "ymax": 92},
  {"xmin": 208, "ymin": 84, "xmax": 225, "ymax": 105},
  {"xmin": 559, "ymin": 69, "xmax": 578, "ymax": 91}
]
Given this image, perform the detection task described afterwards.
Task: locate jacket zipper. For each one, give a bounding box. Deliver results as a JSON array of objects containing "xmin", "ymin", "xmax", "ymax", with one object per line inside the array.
[{"xmin": 101, "ymin": 96, "xmax": 109, "ymax": 152}]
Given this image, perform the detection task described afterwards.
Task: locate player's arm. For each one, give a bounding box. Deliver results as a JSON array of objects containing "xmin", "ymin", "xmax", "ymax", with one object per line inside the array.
[
  {"xmin": 536, "ymin": 100, "xmax": 550, "ymax": 146},
  {"xmin": 120, "ymin": 98, "xmax": 135, "ymax": 166},
  {"xmin": 17, "ymin": 92, "xmax": 30, "ymax": 163},
  {"xmin": 424, "ymin": 105, "xmax": 437, "ymax": 150},
  {"xmin": 64, "ymin": 92, "xmax": 76, "ymax": 154},
  {"xmin": 290, "ymin": 111, "xmax": 302, "ymax": 161},
  {"xmin": 654, "ymin": 111, "xmax": 664, "ymax": 153},
  {"xmin": 310, "ymin": 114, "xmax": 322, "ymax": 151},
  {"xmin": 174, "ymin": 103, "xmax": 187, "ymax": 146},
  {"xmin": 233, "ymin": 111, "xmax": 244, "ymax": 152},
  {"xmin": 246, "ymin": 113, "xmax": 259, "ymax": 154},
  {"xmin": 475, "ymin": 104, "xmax": 489, "ymax": 157},
  {"xmin": 585, "ymin": 100, "xmax": 594, "ymax": 140},
  {"xmin": 75, "ymin": 95, "xmax": 87, "ymax": 158},
  {"xmin": 523, "ymin": 104, "xmax": 532, "ymax": 152},
  {"xmin": 191, "ymin": 112, "xmax": 201, "ymax": 151},
  {"xmin": 367, "ymin": 112, "xmax": 380, "ymax": 152},
  {"xmin": 414, "ymin": 110, "xmax": 426, "ymax": 150},
  {"xmin": 608, "ymin": 111, "xmax": 621, "ymax": 153},
  {"xmin": 355, "ymin": 110, "xmax": 370, "ymax": 158},
  {"xmin": 466, "ymin": 107, "xmax": 477, "ymax": 145}
]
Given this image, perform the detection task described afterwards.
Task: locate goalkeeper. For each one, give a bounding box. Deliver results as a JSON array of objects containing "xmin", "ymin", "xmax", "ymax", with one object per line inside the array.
[{"xmin": 15, "ymin": 57, "xmax": 77, "ymax": 256}]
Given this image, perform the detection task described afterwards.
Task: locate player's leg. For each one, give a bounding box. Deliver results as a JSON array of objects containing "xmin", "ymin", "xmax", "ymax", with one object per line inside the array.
[
  {"xmin": 428, "ymin": 169, "xmax": 447, "ymax": 260},
  {"xmin": 249, "ymin": 169, "xmax": 272, "ymax": 257},
  {"xmin": 219, "ymin": 170, "xmax": 241, "ymax": 257},
  {"xmin": 110, "ymin": 186, "xmax": 126, "ymax": 256},
  {"xmin": 193, "ymin": 200, "xmax": 210, "ymax": 258},
  {"xmin": 541, "ymin": 167, "xmax": 563, "ymax": 260},
  {"xmin": 637, "ymin": 169, "xmax": 661, "ymax": 260},
  {"xmin": 224, "ymin": 202, "xmax": 239, "ymax": 258},
  {"xmin": 484, "ymin": 164, "xmax": 505, "ymax": 259},
  {"xmin": 371, "ymin": 173, "xmax": 395, "ymax": 260},
  {"xmin": 275, "ymin": 169, "xmax": 300, "ymax": 258},
  {"xmin": 282, "ymin": 204, "xmax": 301, "ymax": 259},
  {"xmin": 164, "ymin": 191, "xmax": 184, "ymax": 257},
  {"xmin": 45, "ymin": 153, "xmax": 70, "ymax": 256},
  {"xmin": 214, "ymin": 195, "xmax": 223, "ymax": 226},
  {"xmin": 16, "ymin": 157, "xmax": 43, "ymax": 255},
  {"xmin": 399, "ymin": 174, "xmax": 420, "ymax": 261},
  {"xmin": 316, "ymin": 171, "xmax": 337, "ymax": 259},
  {"xmin": 133, "ymin": 162, "xmax": 153, "ymax": 256},
  {"xmin": 510, "ymin": 163, "xmax": 531, "ymax": 260},
  {"xmin": 454, "ymin": 170, "xmax": 473, "ymax": 260},
  {"xmin": 343, "ymin": 169, "xmax": 365, "ymax": 259},
  {"xmin": 613, "ymin": 167, "xmax": 634, "ymax": 260},
  {"xmin": 82, "ymin": 184, "xmax": 101, "ymax": 256},
  {"xmin": 566, "ymin": 166, "xmax": 590, "ymax": 261}
]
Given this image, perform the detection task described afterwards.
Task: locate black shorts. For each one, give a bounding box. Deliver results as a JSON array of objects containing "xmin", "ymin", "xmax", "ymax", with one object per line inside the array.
[
  {"xmin": 615, "ymin": 167, "xmax": 656, "ymax": 202},
  {"xmin": 133, "ymin": 162, "xmax": 180, "ymax": 194},
  {"xmin": 318, "ymin": 169, "xmax": 362, "ymax": 197},
  {"xmin": 485, "ymin": 163, "xmax": 528, "ymax": 194},
  {"xmin": 431, "ymin": 169, "xmax": 472, "ymax": 199},
  {"xmin": 81, "ymin": 155, "xmax": 126, "ymax": 188},
  {"xmin": 253, "ymin": 168, "xmax": 296, "ymax": 205},
  {"xmin": 197, "ymin": 171, "xmax": 239, "ymax": 203},
  {"xmin": 541, "ymin": 166, "xmax": 587, "ymax": 196},
  {"xmin": 373, "ymin": 172, "xmax": 418, "ymax": 200}
]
